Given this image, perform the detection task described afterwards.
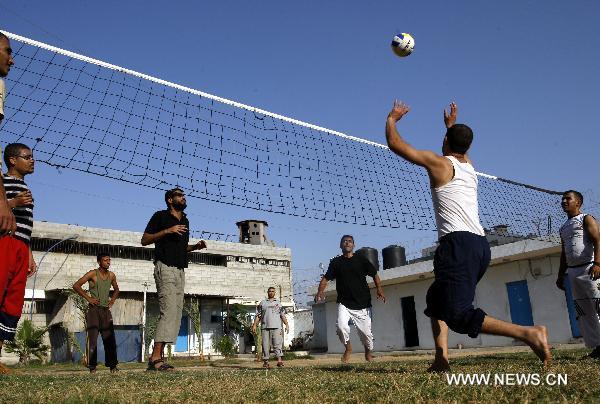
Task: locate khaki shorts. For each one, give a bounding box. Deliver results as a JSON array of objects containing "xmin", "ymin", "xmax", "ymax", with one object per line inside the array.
[{"xmin": 154, "ymin": 261, "xmax": 185, "ymax": 343}]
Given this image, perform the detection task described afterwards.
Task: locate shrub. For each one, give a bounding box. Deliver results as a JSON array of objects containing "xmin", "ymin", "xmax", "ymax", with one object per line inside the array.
[
  {"xmin": 4, "ymin": 319, "xmax": 50, "ymax": 365},
  {"xmin": 212, "ymin": 335, "xmax": 237, "ymax": 357}
]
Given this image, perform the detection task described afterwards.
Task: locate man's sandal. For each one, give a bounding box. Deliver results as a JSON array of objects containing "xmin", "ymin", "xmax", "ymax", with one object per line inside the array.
[
  {"xmin": 146, "ymin": 359, "xmax": 174, "ymax": 371},
  {"xmin": 160, "ymin": 354, "xmax": 174, "ymax": 369}
]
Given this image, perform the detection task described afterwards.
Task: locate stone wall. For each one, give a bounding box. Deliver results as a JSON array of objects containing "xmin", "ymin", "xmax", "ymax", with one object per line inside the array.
[{"xmin": 28, "ymin": 221, "xmax": 293, "ymax": 305}]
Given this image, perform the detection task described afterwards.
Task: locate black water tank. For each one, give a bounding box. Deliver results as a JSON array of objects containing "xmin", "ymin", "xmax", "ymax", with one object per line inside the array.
[
  {"xmin": 355, "ymin": 247, "xmax": 379, "ymax": 270},
  {"xmin": 382, "ymin": 245, "xmax": 406, "ymax": 269}
]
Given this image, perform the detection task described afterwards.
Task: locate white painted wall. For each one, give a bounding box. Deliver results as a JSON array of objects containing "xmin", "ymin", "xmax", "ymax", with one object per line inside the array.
[
  {"xmin": 315, "ymin": 242, "xmax": 577, "ymax": 354},
  {"xmin": 292, "ymin": 309, "xmax": 313, "ymax": 338},
  {"xmin": 311, "ymin": 303, "xmax": 328, "ymax": 350}
]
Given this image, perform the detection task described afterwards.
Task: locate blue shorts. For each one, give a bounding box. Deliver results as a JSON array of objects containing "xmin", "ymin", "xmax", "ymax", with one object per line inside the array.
[{"xmin": 424, "ymin": 231, "xmax": 491, "ymax": 338}]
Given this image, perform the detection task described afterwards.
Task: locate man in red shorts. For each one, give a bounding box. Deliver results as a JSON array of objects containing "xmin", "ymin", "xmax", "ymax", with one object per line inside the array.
[{"xmin": 0, "ymin": 142, "xmax": 37, "ymax": 344}]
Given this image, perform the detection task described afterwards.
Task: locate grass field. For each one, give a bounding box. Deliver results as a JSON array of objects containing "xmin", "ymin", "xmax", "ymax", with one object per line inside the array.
[{"xmin": 1, "ymin": 348, "xmax": 598, "ymax": 403}]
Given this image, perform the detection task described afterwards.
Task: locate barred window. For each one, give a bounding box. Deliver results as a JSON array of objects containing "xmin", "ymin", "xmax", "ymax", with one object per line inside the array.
[{"xmin": 31, "ymin": 237, "xmax": 227, "ymax": 266}]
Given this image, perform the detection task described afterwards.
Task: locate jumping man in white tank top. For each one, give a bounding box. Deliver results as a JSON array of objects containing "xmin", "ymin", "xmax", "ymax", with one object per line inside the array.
[
  {"xmin": 556, "ymin": 190, "xmax": 600, "ymax": 358},
  {"xmin": 385, "ymin": 100, "xmax": 551, "ymax": 371}
]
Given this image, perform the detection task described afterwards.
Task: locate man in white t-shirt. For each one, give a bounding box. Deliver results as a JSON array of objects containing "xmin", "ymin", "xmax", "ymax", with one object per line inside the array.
[{"xmin": 385, "ymin": 100, "xmax": 551, "ymax": 371}]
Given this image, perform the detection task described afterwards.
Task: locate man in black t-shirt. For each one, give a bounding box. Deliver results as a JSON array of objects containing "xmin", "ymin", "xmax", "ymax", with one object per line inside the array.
[
  {"xmin": 141, "ymin": 187, "xmax": 206, "ymax": 371},
  {"xmin": 315, "ymin": 235, "xmax": 386, "ymax": 362}
]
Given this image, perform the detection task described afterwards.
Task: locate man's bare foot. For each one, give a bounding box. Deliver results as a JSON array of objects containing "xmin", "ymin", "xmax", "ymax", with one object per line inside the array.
[
  {"xmin": 341, "ymin": 343, "xmax": 352, "ymax": 363},
  {"xmin": 426, "ymin": 358, "xmax": 451, "ymax": 373},
  {"xmin": 525, "ymin": 325, "xmax": 552, "ymax": 368},
  {"xmin": 365, "ymin": 350, "xmax": 374, "ymax": 362}
]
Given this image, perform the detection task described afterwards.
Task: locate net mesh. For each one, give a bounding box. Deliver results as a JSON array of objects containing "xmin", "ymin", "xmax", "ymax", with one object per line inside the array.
[{"xmin": 1, "ymin": 34, "xmax": 567, "ymax": 238}]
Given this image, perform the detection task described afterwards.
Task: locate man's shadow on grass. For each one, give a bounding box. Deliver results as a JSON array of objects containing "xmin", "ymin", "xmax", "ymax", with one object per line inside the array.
[
  {"xmin": 316, "ymin": 364, "xmax": 410, "ymax": 374},
  {"xmin": 453, "ymin": 351, "xmax": 570, "ymax": 365},
  {"xmin": 454, "ymin": 354, "xmax": 532, "ymax": 365}
]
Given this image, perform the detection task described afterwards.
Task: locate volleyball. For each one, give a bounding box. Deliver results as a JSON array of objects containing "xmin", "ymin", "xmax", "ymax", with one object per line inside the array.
[{"xmin": 391, "ymin": 33, "xmax": 414, "ymax": 57}]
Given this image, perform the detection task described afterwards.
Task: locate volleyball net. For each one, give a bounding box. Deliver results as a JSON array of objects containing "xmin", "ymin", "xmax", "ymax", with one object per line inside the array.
[{"xmin": 0, "ymin": 31, "xmax": 567, "ymax": 239}]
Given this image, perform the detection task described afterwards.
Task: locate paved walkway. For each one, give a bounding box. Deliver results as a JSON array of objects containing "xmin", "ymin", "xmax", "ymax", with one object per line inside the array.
[
  {"xmin": 1, "ymin": 342, "xmax": 587, "ymax": 375},
  {"xmin": 230, "ymin": 342, "xmax": 586, "ymax": 368}
]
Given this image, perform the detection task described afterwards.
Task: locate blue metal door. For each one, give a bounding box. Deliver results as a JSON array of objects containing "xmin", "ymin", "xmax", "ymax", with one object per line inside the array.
[
  {"xmin": 563, "ymin": 276, "xmax": 582, "ymax": 337},
  {"xmin": 72, "ymin": 325, "xmax": 141, "ymax": 363},
  {"xmin": 506, "ymin": 280, "xmax": 534, "ymax": 326},
  {"xmin": 175, "ymin": 315, "xmax": 189, "ymax": 352}
]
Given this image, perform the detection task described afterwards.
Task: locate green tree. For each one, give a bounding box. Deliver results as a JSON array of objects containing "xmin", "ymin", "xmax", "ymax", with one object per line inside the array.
[
  {"xmin": 4, "ymin": 319, "xmax": 50, "ymax": 365},
  {"xmin": 65, "ymin": 327, "xmax": 84, "ymax": 363},
  {"xmin": 61, "ymin": 288, "xmax": 90, "ymax": 365},
  {"xmin": 183, "ymin": 298, "xmax": 204, "ymax": 360},
  {"xmin": 62, "ymin": 288, "xmax": 89, "ymax": 326},
  {"xmin": 143, "ymin": 315, "xmax": 158, "ymax": 357},
  {"xmin": 225, "ymin": 303, "xmax": 261, "ymax": 360}
]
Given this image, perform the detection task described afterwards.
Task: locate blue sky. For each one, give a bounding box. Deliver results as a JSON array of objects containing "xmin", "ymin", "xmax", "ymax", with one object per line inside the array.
[{"xmin": 2, "ymin": 1, "xmax": 599, "ymax": 303}]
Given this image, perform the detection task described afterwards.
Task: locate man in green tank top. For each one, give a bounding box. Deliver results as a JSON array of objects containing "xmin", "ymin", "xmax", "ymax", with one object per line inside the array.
[{"xmin": 73, "ymin": 252, "xmax": 120, "ymax": 373}]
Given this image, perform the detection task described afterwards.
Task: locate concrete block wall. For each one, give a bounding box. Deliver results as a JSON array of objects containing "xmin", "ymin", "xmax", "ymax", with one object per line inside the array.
[
  {"xmin": 29, "ymin": 221, "xmax": 293, "ymax": 305},
  {"xmin": 28, "ymin": 252, "xmax": 292, "ymax": 305},
  {"xmin": 33, "ymin": 221, "xmax": 292, "ymax": 260},
  {"xmin": 34, "ymin": 221, "xmax": 144, "ymax": 248}
]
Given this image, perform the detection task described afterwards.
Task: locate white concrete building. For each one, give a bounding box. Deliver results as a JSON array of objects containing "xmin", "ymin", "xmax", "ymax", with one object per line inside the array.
[
  {"xmin": 21, "ymin": 220, "xmax": 294, "ymax": 362},
  {"xmin": 313, "ymin": 237, "xmax": 581, "ymax": 353},
  {"xmin": 289, "ymin": 308, "xmax": 314, "ymax": 350}
]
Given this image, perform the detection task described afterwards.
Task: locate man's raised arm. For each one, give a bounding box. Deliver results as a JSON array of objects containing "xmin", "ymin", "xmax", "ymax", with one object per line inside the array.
[
  {"xmin": 385, "ymin": 100, "xmax": 441, "ymax": 167},
  {"xmin": 385, "ymin": 100, "xmax": 453, "ymax": 187}
]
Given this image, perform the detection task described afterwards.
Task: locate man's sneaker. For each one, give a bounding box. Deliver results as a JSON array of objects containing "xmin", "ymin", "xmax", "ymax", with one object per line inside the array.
[
  {"xmin": 110, "ymin": 367, "xmax": 120, "ymax": 373},
  {"xmin": 588, "ymin": 346, "xmax": 600, "ymax": 359}
]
